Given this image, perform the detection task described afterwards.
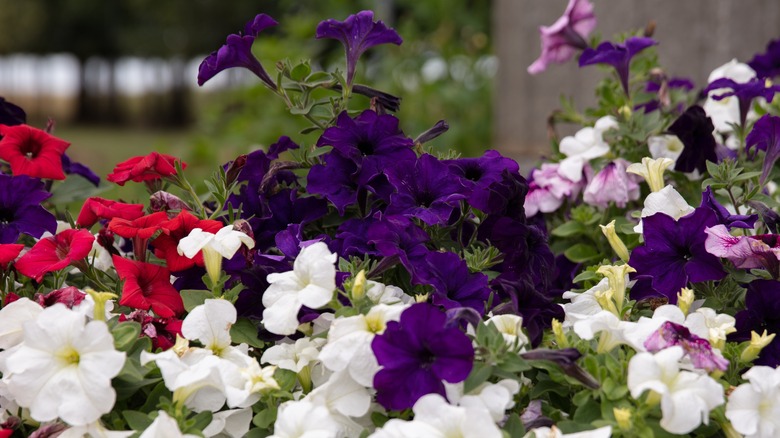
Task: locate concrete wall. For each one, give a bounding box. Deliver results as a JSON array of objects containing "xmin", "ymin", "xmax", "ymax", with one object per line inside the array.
[{"xmin": 494, "ymin": 0, "xmax": 780, "ymax": 166}]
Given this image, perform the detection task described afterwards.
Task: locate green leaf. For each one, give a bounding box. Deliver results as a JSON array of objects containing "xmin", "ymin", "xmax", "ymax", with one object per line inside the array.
[
  {"xmin": 112, "ymin": 322, "xmax": 141, "ymax": 351},
  {"xmin": 49, "ymin": 177, "xmax": 111, "ymax": 204},
  {"xmin": 551, "ymin": 221, "xmax": 586, "ymax": 237},
  {"xmin": 463, "ymin": 362, "xmax": 493, "ymax": 393},
  {"xmin": 572, "ymin": 397, "xmax": 601, "ymax": 423},
  {"xmin": 503, "ymin": 413, "xmax": 526, "ymax": 437},
  {"xmin": 732, "ymin": 170, "xmax": 762, "ymax": 182},
  {"xmin": 245, "ymin": 428, "xmax": 272, "ymax": 438},
  {"xmin": 185, "ymin": 411, "xmax": 213, "ymax": 433},
  {"xmin": 181, "ymin": 289, "xmax": 213, "ymax": 312},
  {"xmin": 140, "ymin": 382, "xmax": 170, "ymax": 412},
  {"xmin": 290, "ymin": 62, "xmax": 311, "ymax": 82},
  {"xmin": 253, "ymin": 406, "xmax": 277, "ymax": 429},
  {"xmin": 114, "ymin": 377, "xmax": 162, "ymax": 401},
  {"xmin": 123, "ymin": 410, "xmax": 154, "ymax": 431},
  {"xmin": 573, "ymin": 270, "xmax": 599, "ymax": 283},
  {"xmin": 564, "ymin": 244, "xmax": 600, "ymax": 263},
  {"xmin": 230, "ymin": 318, "xmax": 264, "ymax": 348}
]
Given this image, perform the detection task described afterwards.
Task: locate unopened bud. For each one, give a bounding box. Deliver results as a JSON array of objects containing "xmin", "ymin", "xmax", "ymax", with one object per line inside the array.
[
  {"xmin": 84, "ymin": 288, "xmax": 117, "ymax": 322},
  {"xmin": 600, "ymin": 220, "xmax": 630, "ymax": 262},
  {"xmin": 552, "ymin": 318, "xmax": 568, "ymax": 348},
  {"xmin": 627, "ymin": 157, "xmax": 675, "ymax": 193},
  {"xmin": 741, "ymin": 330, "xmax": 776, "ymax": 363},
  {"xmin": 351, "ymin": 270, "xmax": 367, "ymax": 301},
  {"xmin": 613, "ymin": 407, "xmax": 632, "ymax": 432},
  {"xmin": 677, "ymin": 287, "xmax": 695, "ymax": 315},
  {"xmin": 596, "ymin": 263, "xmax": 635, "ymax": 311}
]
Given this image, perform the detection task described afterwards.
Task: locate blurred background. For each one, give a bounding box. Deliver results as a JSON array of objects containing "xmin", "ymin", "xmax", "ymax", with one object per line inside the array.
[{"xmin": 0, "ymin": 0, "xmax": 778, "ymax": 183}]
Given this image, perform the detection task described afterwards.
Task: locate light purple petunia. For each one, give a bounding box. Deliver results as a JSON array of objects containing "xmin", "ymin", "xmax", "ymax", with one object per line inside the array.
[
  {"xmin": 316, "ymin": 10, "xmax": 402, "ymax": 86},
  {"xmin": 644, "ymin": 321, "xmax": 729, "ymax": 372},
  {"xmin": 528, "ymin": 0, "xmax": 596, "ymax": 74},
  {"xmin": 582, "ymin": 159, "xmax": 640, "ymax": 208}
]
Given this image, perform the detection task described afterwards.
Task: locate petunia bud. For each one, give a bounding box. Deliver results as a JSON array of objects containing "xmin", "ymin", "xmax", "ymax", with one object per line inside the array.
[
  {"xmin": 85, "ymin": 289, "xmax": 118, "ymax": 322},
  {"xmin": 596, "ymin": 263, "xmax": 635, "ymax": 311},
  {"xmin": 677, "ymin": 287, "xmax": 695, "ymax": 316},
  {"xmin": 627, "ymin": 156, "xmax": 675, "ymax": 192},
  {"xmin": 172, "ymin": 334, "xmax": 189, "ymax": 356},
  {"xmin": 613, "ymin": 407, "xmax": 632, "ymax": 432},
  {"xmin": 351, "ymin": 270, "xmax": 367, "ymax": 301},
  {"xmin": 741, "ymin": 330, "xmax": 776, "ymax": 363},
  {"xmin": 600, "ymin": 220, "xmax": 630, "ymax": 262},
  {"xmin": 551, "ymin": 318, "xmax": 568, "ymax": 348}
]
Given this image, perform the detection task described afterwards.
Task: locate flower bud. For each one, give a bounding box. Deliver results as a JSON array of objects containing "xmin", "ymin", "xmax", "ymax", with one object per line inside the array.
[
  {"xmin": 596, "ymin": 263, "xmax": 635, "ymax": 311},
  {"xmin": 613, "ymin": 407, "xmax": 632, "ymax": 432},
  {"xmin": 627, "ymin": 156, "xmax": 675, "ymax": 192},
  {"xmin": 552, "ymin": 318, "xmax": 568, "ymax": 348},
  {"xmin": 741, "ymin": 330, "xmax": 776, "ymax": 363},
  {"xmin": 600, "ymin": 220, "xmax": 630, "ymax": 262},
  {"xmin": 677, "ymin": 287, "xmax": 695, "ymax": 316},
  {"xmin": 85, "ymin": 288, "xmax": 117, "ymax": 322},
  {"xmin": 351, "ymin": 270, "xmax": 367, "ymax": 301}
]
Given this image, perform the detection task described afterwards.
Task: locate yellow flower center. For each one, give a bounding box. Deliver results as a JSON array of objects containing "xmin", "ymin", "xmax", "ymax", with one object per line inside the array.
[
  {"xmin": 366, "ymin": 314, "xmax": 386, "ymax": 334},
  {"xmin": 57, "ymin": 347, "xmax": 80, "ymax": 366}
]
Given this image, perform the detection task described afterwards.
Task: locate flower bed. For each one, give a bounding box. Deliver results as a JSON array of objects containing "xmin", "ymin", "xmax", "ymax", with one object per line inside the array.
[{"xmin": 1, "ymin": 2, "xmax": 780, "ymax": 437}]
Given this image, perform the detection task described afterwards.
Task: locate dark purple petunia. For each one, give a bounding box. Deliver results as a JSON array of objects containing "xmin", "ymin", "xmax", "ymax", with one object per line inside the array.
[
  {"xmin": 491, "ymin": 271, "xmax": 563, "ymax": 347},
  {"xmin": 307, "ymin": 151, "xmax": 361, "ymax": 214},
  {"xmin": 198, "ymin": 14, "xmax": 278, "ymax": 88},
  {"xmin": 628, "ymin": 207, "xmax": 726, "ymax": 302},
  {"xmin": 644, "ymin": 321, "xmax": 729, "ymax": 371},
  {"xmin": 748, "ymin": 38, "xmax": 780, "ymax": 79},
  {"xmin": 315, "ymin": 10, "xmax": 402, "ymax": 86},
  {"xmin": 385, "ymin": 154, "xmax": 467, "ymax": 225},
  {"xmin": 704, "ymin": 77, "xmax": 780, "ymax": 128},
  {"xmin": 367, "ymin": 214, "xmax": 430, "ymax": 275},
  {"xmin": 445, "ymin": 150, "xmax": 521, "ymax": 214},
  {"xmin": 61, "ymin": 153, "xmax": 100, "ymax": 186},
  {"xmin": 668, "ymin": 105, "xmax": 718, "ymax": 174},
  {"xmin": 731, "ymin": 279, "xmax": 780, "ymax": 367},
  {"xmin": 0, "ymin": 97, "xmax": 26, "ymax": 126},
  {"xmin": 413, "ymin": 250, "xmax": 493, "ymax": 314},
  {"xmin": 330, "ymin": 217, "xmax": 381, "ymax": 259},
  {"xmin": 579, "ymin": 37, "xmax": 657, "ymax": 95},
  {"xmin": 700, "ymin": 186, "xmax": 757, "ymax": 230},
  {"xmin": 745, "ymin": 114, "xmax": 780, "ymax": 185},
  {"xmin": 0, "ymin": 174, "xmax": 57, "ymax": 244},
  {"xmin": 372, "ymin": 303, "xmax": 474, "ymax": 410}
]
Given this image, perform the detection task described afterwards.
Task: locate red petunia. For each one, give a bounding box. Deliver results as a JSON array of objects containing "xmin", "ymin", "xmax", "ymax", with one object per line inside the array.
[
  {"xmin": 0, "ymin": 243, "xmax": 24, "ymax": 269},
  {"xmin": 106, "ymin": 152, "xmax": 186, "ymax": 186},
  {"xmin": 151, "ymin": 210, "xmax": 222, "ymax": 272},
  {"xmin": 15, "ymin": 229, "xmax": 95, "ymax": 281},
  {"xmin": 113, "ymin": 255, "xmax": 184, "ymax": 318},
  {"xmin": 0, "ymin": 124, "xmax": 70, "ymax": 180},
  {"xmin": 76, "ymin": 197, "xmax": 146, "ymax": 228},
  {"xmin": 108, "ymin": 211, "xmax": 169, "ymax": 240},
  {"xmin": 119, "ymin": 309, "xmax": 183, "ymax": 351},
  {"xmin": 34, "ymin": 285, "xmax": 86, "ymax": 308}
]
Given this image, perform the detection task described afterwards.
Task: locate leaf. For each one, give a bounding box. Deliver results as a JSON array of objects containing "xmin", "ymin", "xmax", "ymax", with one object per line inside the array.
[
  {"xmin": 290, "ymin": 62, "xmax": 311, "ymax": 82},
  {"xmin": 463, "ymin": 362, "xmax": 493, "ymax": 393},
  {"xmin": 49, "ymin": 177, "xmax": 111, "ymax": 204},
  {"xmin": 503, "ymin": 413, "xmax": 526, "ymax": 438},
  {"xmin": 181, "ymin": 289, "xmax": 213, "ymax": 312},
  {"xmin": 123, "ymin": 410, "xmax": 154, "ymax": 431},
  {"xmin": 185, "ymin": 411, "xmax": 213, "ymax": 433},
  {"xmin": 572, "ymin": 397, "xmax": 601, "ymax": 423},
  {"xmin": 551, "ymin": 221, "xmax": 586, "ymax": 237},
  {"xmin": 253, "ymin": 406, "xmax": 277, "ymax": 429},
  {"xmin": 112, "ymin": 322, "xmax": 141, "ymax": 351},
  {"xmin": 230, "ymin": 317, "xmax": 264, "ymax": 348},
  {"xmin": 564, "ymin": 244, "xmax": 600, "ymax": 263},
  {"xmin": 573, "ymin": 270, "xmax": 599, "ymax": 283}
]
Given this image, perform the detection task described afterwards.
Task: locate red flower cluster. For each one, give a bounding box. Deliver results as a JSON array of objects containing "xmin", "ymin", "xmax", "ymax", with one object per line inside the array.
[
  {"xmin": 113, "ymin": 255, "xmax": 184, "ymax": 318},
  {"xmin": 76, "ymin": 197, "xmax": 145, "ymax": 228},
  {"xmin": 107, "ymin": 152, "xmax": 186, "ymax": 186},
  {"xmin": 15, "ymin": 229, "xmax": 95, "ymax": 281},
  {"xmin": 0, "ymin": 124, "xmax": 70, "ymax": 180},
  {"xmin": 151, "ymin": 211, "xmax": 222, "ymax": 272}
]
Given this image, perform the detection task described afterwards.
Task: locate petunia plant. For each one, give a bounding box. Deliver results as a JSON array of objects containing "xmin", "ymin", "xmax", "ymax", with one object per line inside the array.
[{"xmin": 1, "ymin": 4, "xmax": 780, "ymax": 438}]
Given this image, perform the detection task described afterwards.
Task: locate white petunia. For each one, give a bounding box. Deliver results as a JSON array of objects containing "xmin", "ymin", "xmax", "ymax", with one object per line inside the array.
[
  {"xmin": 685, "ymin": 307, "xmax": 736, "ymax": 350},
  {"xmin": 573, "ymin": 310, "xmax": 632, "ymax": 353},
  {"xmin": 181, "ymin": 299, "xmax": 236, "ymax": 357},
  {"xmin": 307, "ymin": 370, "xmax": 373, "ymax": 420},
  {"xmin": 726, "ymin": 366, "xmax": 780, "ymax": 438},
  {"xmin": 261, "ymin": 337, "xmax": 326, "ymax": 373},
  {"xmin": 262, "ymin": 242, "xmax": 338, "ymax": 335},
  {"xmin": 623, "ymin": 304, "xmax": 687, "ymax": 352},
  {"xmin": 445, "ymin": 379, "xmax": 521, "ymax": 422},
  {"xmin": 319, "ymin": 304, "xmax": 407, "ymax": 386},
  {"xmin": 703, "ymin": 59, "xmax": 756, "ymax": 135},
  {"xmin": 633, "ymin": 185, "xmax": 695, "ymax": 234},
  {"xmin": 524, "ymin": 426, "xmax": 612, "ymax": 438},
  {"xmin": 59, "ymin": 421, "xmax": 134, "ymax": 438},
  {"xmin": 561, "ymin": 278, "xmax": 609, "ymax": 328},
  {"xmin": 177, "ymin": 225, "xmax": 255, "ymax": 284},
  {"xmin": 2, "ymin": 304, "xmax": 125, "ymax": 426},
  {"xmin": 0, "ymin": 298, "xmax": 42, "ymax": 350},
  {"xmin": 141, "ymin": 348, "xmax": 227, "ymax": 412},
  {"xmin": 365, "ymin": 281, "xmax": 413, "ymax": 305},
  {"xmin": 202, "ymin": 408, "xmax": 253, "ymax": 438},
  {"xmin": 269, "ymin": 399, "xmax": 346, "ymax": 438},
  {"xmin": 140, "ymin": 410, "xmax": 199, "ymax": 438},
  {"xmin": 647, "ymin": 135, "xmax": 684, "ymax": 163},
  {"xmin": 485, "ymin": 314, "xmax": 529, "ymax": 351},
  {"xmin": 628, "ymin": 346, "xmax": 724, "ymax": 434},
  {"xmin": 558, "ymin": 116, "xmax": 618, "ymax": 182}
]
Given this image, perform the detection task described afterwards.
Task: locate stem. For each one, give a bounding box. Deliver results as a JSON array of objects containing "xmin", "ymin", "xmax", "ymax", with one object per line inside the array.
[{"xmin": 726, "ymin": 187, "xmax": 741, "ymax": 212}]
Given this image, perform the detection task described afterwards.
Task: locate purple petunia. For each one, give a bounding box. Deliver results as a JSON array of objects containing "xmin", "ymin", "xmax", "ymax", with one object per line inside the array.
[
  {"xmin": 316, "ymin": 10, "xmax": 402, "ymax": 87},
  {"xmin": 385, "ymin": 154, "xmax": 467, "ymax": 225},
  {"xmin": 197, "ymin": 14, "xmax": 278, "ymax": 88},
  {"xmin": 748, "ymin": 38, "xmax": 780, "ymax": 79},
  {"xmin": 746, "ymin": 114, "xmax": 780, "ymax": 185},
  {"xmin": 0, "ymin": 97, "xmax": 26, "ymax": 126},
  {"xmin": 700, "ymin": 186, "xmax": 757, "ymax": 230},
  {"xmin": 644, "ymin": 321, "xmax": 729, "ymax": 372},
  {"xmin": 731, "ymin": 280, "xmax": 780, "ymax": 367},
  {"xmin": 527, "ymin": 0, "xmax": 596, "ymax": 75},
  {"xmin": 371, "ymin": 302, "xmax": 474, "ymax": 410},
  {"xmin": 579, "ymin": 37, "xmax": 657, "ymax": 96},
  {"xmin": 704, "ymin": 78, "xmax": 780, "ymax": 128},
  {"xmin": 668, "ymin": 105, "xmax": 718, "ymax": 174},
  {"xmin": 413, "ymin": 250, "xmax": 493, "ymax": 314},
  {"xmin": 445, "ymin": 150, "xmax": 521, "ymax": 214},
  {"xmin": 629, "ymin": 207, "xmax": 726, "ymax": 302},
  {"xmin": 62, "ymin": 153, "xmax": 100, "ymax": 187},
  {"xmin": 0, "ymin": 174, "xmax": 57, "ymax": 244}
]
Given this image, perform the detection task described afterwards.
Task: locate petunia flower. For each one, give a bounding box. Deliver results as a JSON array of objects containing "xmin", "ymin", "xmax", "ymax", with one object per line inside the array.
[
  {"xmin": 704, "ymin": 77, "xmax": 780, "ymax": 129},
  {"xmin": 1, "ymin": 304, "xmax": 125, "ymax": 426},
  {"xmin": 316, "ymin": 10, "xmax": 402, "ymax": 87},
  {"xmin": 411, "ymin": 250, "xmax": 492, "ymax": 313},
  {"xmin": 527, "ymin": 0, "xmax": 596, "ymax": 74},
  {"xmin": 0, "ymin": 174, "xmax": 57, "ymax": 244},
  {"xmin": 76, "ymin": 197, "xmax": 145, "ymax": 228},
  {"xmin": 647, "ymin": 135, "xmax": 684, "ymax": 164},
  {"xmin": 667, "ymin": 105, "xmax": 718, "ymax": 174},
  {"xmin": 270, "ymin": 399, "xmax": 346, "ymax": 438},
  {"xmin": 732, "ymin": 280, "xmax": 780, "ymax": 367},
  {"xmin": 557, "ymin": 116, "xmax": 617, "ymax": 182},
  {"xmin": 106, "ymin": 152, "xmax": 186, "ymax": 186},
  {"xmin": 15, "ymin": 229, "xmax": 95, "ymax": 282},
  {"xmin": 524, "ymin": 163, "xmax": 582, "ymax": 216},
  {"xmin": 627, "ymin": 346, "xmax": 724, "ymax": 434},
  {"xmin": 582, "ymin": 159, "xmax": 640, "ymax": 208},
  {"xmin": 177, "ymin": 225, "xmax": 255, "ymax": 284},
  {"xmin": 626, "ymin": 157, "xmax": 674, "ymax": 193},
  {"xmin": 261, "ymin": 242, "xmax": 337, "ymax": 335},
  {"xmin": 139, "ymin": 411, "xmax": 198, "ymax": 438},
  {"xmin": 0, "ymin": 124, "xmax": 69, "ymax": 180},
  {"xmin": 633, "ymin": 184, "xmax": 694, "ymax": 234},
  {"xmin": 0, "ymin": 243, "xmax": 23, "ymax": 269},
  {"xmin": 0, "ymin": 97, "xmax": 26, "ymax": 126},
  {"xmin": 61, "ymin": 153, "xmax": 100, "ymax": 187},
  {"xmin": 748, "ymin": 38, "xmax": 780, "ymax": 79},
  {"xmin": 579, "ymin": 37, "xmax": 657, "ymax": 95},
  {"xmin": 726, "ymin": 366, "xmax": 780, "ymax": 437},
  {"xmin": 629, "ymin": 207, "xmax": 726, "ymax": 302},
  {"xmin": 119, "ymin": 309, "xmax": 182, "ymax": 351},
  {"xmin": 371, "ymin": 303, "xmax": 474, "ymax": 410},
  {"xmin": 702, "ymin": 59, "xmax": 757, "ymax": 136},
  {"xmin": 704, "ymin": 224, "xmax": 780, "ymax": 278},
  {"xmin": 261, "ymin": 337, "xmax": 326, "ymax": 374},
  {"xmin": 700, "ymin": 186, "xmax": 757, "ymax": 229},
  {"xmin": 151, "ymin": 211, "xmax": 223, "ymax": 272},
  {"xmin": 198, "ymin": 14, "xmax": 278, "ymax": 88},
  {"xmin": 643, "ymin": 321, "xmax": 729, "ymax": 372},
  {"xmin": 112, "ymin": 255, "xmax": 184, "ymax": 318},
  {"xmin": 746, "ymin": 114, "xmax": 780, "ymax": 185}
]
